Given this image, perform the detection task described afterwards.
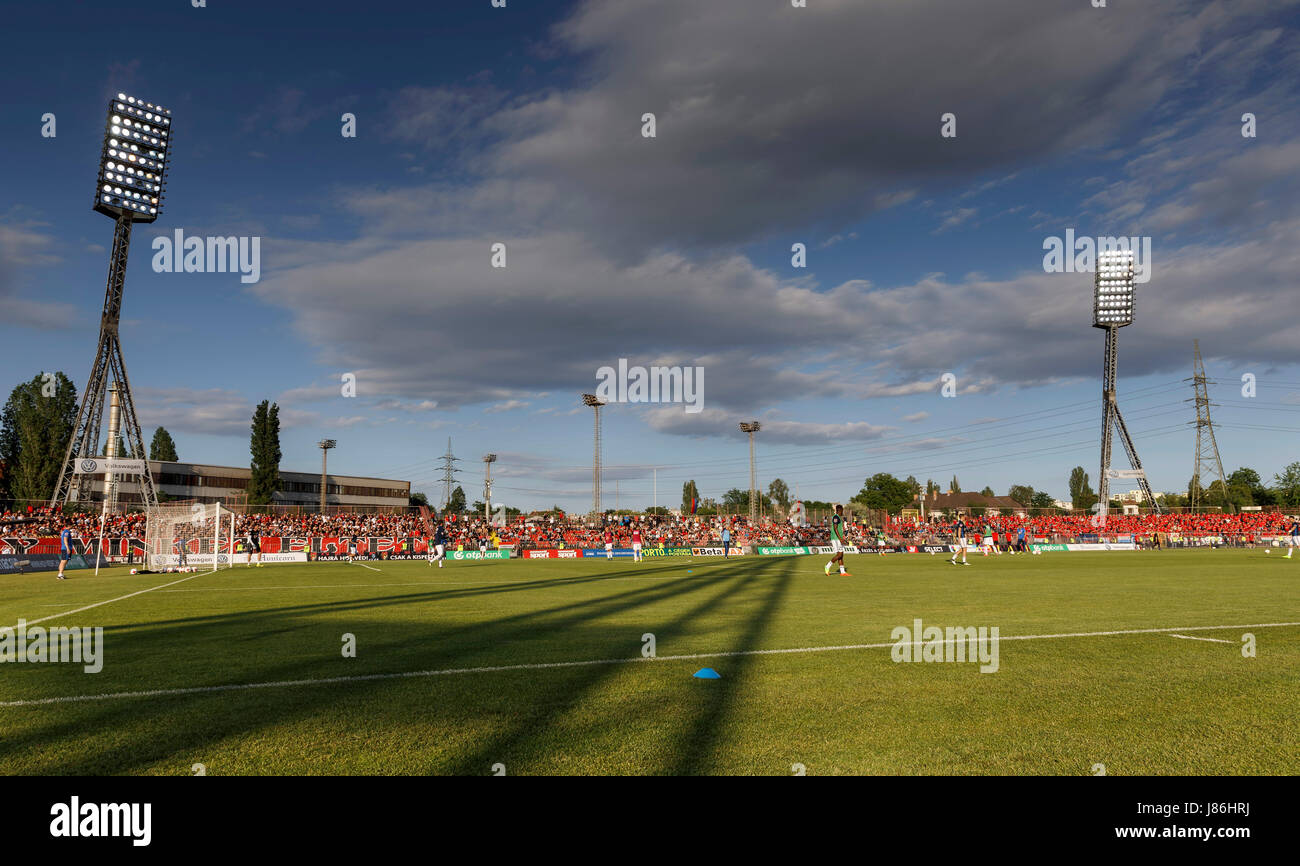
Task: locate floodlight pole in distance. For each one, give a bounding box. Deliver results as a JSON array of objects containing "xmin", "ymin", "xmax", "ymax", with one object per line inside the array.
[
  {"xmin": 582, "ymin": 394, "xmax": 605, "ymax": 517},
  {"xmin": 739, "ymin": 422, "xmax": 761, "ymax": 524},
  {"xmin": 1093, "ymin": 249, "xmax": 1160, "ymax": 520},
  {"xmin": 52, "ymin": 93, "xmax": 172, "ymax": 510},
  {"xmin": 483, "ymin": 454, "xmax": 497, "ymax": 522},
  {"xmin": 318, "ymin": 440, "xmax": 337, "ymax": 512}
]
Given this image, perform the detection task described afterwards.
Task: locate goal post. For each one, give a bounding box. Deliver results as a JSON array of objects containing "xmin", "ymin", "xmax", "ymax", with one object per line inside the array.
[{"xmin": 145, "ymin": 501, "xmax": 232, "ymax": 572}]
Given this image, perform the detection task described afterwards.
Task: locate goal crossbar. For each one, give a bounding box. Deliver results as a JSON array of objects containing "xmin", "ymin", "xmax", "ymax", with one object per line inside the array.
[{"xmin": 145, "ymin": 502, "xmax": 234, "ymax": 572}]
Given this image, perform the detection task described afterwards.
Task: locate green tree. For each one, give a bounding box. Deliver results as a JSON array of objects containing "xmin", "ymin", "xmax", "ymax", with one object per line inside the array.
[
  {"xmin": 0, "ymin": 372, "xmax": 78, "ymax": 502},
  {"xmin": 1274, "ymin": 462, "xmax": 1300, "ymax": 509},
  {"xmin": 852, "ymin": 473, "xmax": 914, "ymax": 514},
  {"xmin": 682, "ymin": 479, "xmax": 700, "ymax": 511},
  {"xmin": 979, "ymin": 485, "xmax": 995, "ymax": 497},
  {"xmin": 1228, "ymin": 467, "xmax": 1274, "ymax": 506},
  {"xmin": 1030, "ymin": 491, "xmax": 1056, "ymax": 510},
  {"xmin": 1068, "ymin": 466, "xmax": 1095, "ymax": 509},
  {"xmin": 723, "ymin": 487, "xmax": 772, "ymax": 510},
  {"xmin": 925, "ymin": 479, "xmax": 939, "ymax": 496},
  {"xmin": 950, "ymin": 475, "xmax": 961, "ymax": 493},
  {"xmin": 1200, "ymin": 478, "xmax": 1235, "ymax": 511},
  {"xmin": 1157, "ymin": 491, "xmax": 1187, "ymax": 509},
  {"xmin": 1008, "ymin": 484, "xmax": 1036, "ymax": 507},
  {"xmin": 1228, "ymin": 467, "xmax": 1261, "ymax": 489},
  {"xmin": 904, "ymin": 475, "xmax": 921, "ymax": 499},
  {"xmin": 409, "ymin": 491, "xmax": 430, "ymax": 507},
  {"xmin": 802, "ymin": 500, "xmax": 834, "ymax": 518},
  {"xmin": 247, "ymin": 400, "xmax": 282, "ymax": 505},
  {"xmin": 447, "ymin": 485, "xmax": 467, "ymax": 514},
  {"xmin": 767, "ymin": 478, "xmax": 791, "ymax": 510},
  {"xmin": 150, "ymin": 427, "xmax": 179, "ymax": 461}
]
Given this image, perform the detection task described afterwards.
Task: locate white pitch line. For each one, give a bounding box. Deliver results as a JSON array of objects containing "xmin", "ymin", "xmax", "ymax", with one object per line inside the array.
[
  {"xmin": 156, "ymin": 574, "xmax": 702, "ymax": 592},
  {"xmin": 7, "ymin": 571, "xmax": 208, "ymax": 629},
  {"xmin": 1168, "ymin": 633, "xmax": 1234, "ymax": 643},
  {"xmin": 355, "ymin": 563, "xmax": 383, "ymax": 572},
  {"xmin": 1, "ymin": 621, "xmax": 1296, "ymax": 709}
]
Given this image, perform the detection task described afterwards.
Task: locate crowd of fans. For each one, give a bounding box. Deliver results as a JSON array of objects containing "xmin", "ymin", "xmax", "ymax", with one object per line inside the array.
[
  {"xmin": 3, "ymin": 503, "xmax": 1293, "ymax": 550},
  {"xmin": 0, "ymin": 505, "xmax": 147, "ymax": 543},
  {"xmin": 888, "ymin": 510, "xmax": 1292, "ymax": 544}
]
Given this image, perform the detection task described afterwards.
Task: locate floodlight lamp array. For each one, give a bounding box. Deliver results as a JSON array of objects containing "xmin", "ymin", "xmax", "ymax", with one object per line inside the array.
[
  {"xmin": 1093, "ymin": 250, "xmax": 1135, "ymax": 327},
  {"xmin": 94, "ymin": 93, "xmax": 172, "ymax": 222}
]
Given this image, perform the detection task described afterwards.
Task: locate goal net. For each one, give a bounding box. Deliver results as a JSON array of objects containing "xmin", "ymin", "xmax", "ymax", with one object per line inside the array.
[{"xmin": 145, "ymin": 501, "xmax": 234, "ymax": 571}]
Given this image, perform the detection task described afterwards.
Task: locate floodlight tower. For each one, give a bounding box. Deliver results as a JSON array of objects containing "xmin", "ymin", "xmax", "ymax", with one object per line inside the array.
[
  {"xmin": 52, "ymin": 93, "xmax": 173, "ymax": 509},
  {"xmin": 1093, "ymin": 249, "xmax": 1160, "ymax": 520},
  {"xmin": 582, "ymin": 394, "xmax": 606, "ymax": 516},
  {"xmin": 739, "ymin": 422, "xmax": 761, "ymax": 523},
  {"xmin": 318, "ymin": 440, "xmax": 337, "ymax": 512},
  {"xmin": 483, "ymin": 454, "xmax": 497, "ymax": 522}
]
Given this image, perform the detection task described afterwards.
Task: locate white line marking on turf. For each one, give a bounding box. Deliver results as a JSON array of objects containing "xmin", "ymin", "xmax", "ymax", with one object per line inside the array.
[
  {"xmin": 356, "ymin": 563, "xmax": 382, "ymax": 572},
  {"xmin": 156, "ymin": 574, "xmax": 704, "ymax": 592},
  {"xmin": 1, "ymin": 621, "xmax": 1296, "ymax": 708},
  {"xmin": 8, "ymin": 571, "xmax": 208, "ymax": 629},
  {"xmin": 1168, "ymin": 633, "xmax": 1234, "ymax": 643}
]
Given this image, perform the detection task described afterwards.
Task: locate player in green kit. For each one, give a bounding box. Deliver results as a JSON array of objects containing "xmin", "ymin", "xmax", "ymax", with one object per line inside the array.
[{"xmin": 824, "ymin": 504, "xmax": 852, "ymax": 576}]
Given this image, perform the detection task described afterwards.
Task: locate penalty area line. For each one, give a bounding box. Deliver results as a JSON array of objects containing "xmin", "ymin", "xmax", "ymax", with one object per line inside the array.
[
  {"xmin": 9, "ymin": 571, "xmax": 209, "ymax": 629},
  {"xmin": 1, "ymin": 621, "xmax": 1296, "ymax": 709}
]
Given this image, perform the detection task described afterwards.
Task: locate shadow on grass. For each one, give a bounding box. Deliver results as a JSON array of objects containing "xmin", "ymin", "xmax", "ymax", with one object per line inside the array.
[{"xmin": 0, "ymin": 558, "xmax": 785, "ymax": 774}]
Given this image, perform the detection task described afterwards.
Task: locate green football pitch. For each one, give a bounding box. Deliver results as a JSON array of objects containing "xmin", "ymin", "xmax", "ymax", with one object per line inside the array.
[{"xmin": 1, "ymin": 549, "xmax": 1296, "ymax": 775}]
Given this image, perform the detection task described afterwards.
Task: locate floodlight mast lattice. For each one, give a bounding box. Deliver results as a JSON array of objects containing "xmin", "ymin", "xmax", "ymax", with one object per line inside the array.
[
  {"xmin": 582, "ymin": 394, "xmax": 605, "ymax": 516},
  {"xmin": 318, "ymin": 440, "xmax": 337, "ymax": 512},
  {"xmin": 51, "ymin": 93, "xmax": 173, "ymax": 510},
  {"xmin": 1092, "ymin": 249, "xmax": 1160, "ymax": 520},
  {"xmin": 739, "ymin": 422, "xmax": 761, "ymax": 523}
]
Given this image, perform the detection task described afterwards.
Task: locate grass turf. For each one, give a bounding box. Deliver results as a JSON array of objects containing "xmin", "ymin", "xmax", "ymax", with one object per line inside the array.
[{"xmin": 0, "ymin": 549, "xmax": 1296, "ymax": 775}]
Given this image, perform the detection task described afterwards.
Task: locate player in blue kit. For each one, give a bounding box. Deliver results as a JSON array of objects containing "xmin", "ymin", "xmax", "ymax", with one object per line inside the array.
[
  {"xmin": 948, "ymin": 518, "xmax": 970, "ymax": 566},
  {"xmin": 57, "ymin": 526, "xmax": 73, "ymax": 580},
  {"xmin": 429, "ymin": 522, "xmax": 449, "ymax": 568}
]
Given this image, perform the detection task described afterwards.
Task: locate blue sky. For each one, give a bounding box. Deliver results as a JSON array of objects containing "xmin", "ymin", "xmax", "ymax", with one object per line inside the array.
[{"xmin": 3, "ymin": 0, "xmax": 1299, "ymax": 511}]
